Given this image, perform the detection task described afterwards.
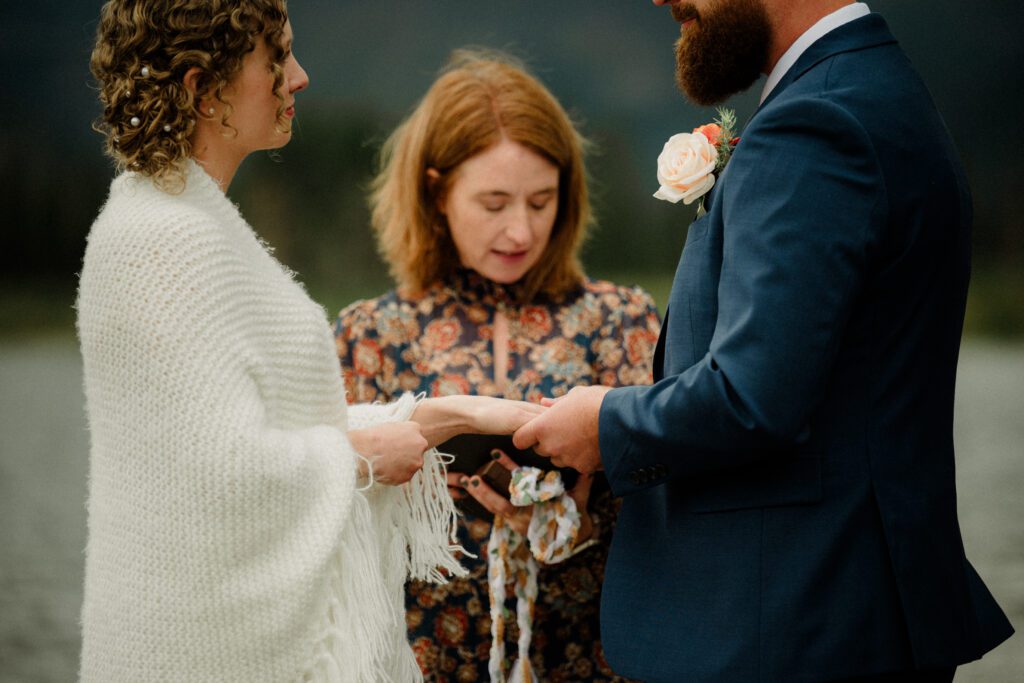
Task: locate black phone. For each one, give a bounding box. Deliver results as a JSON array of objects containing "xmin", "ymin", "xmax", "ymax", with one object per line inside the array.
[
  {"xmin": 438, "ymin": 433, "xmax": 579, "ymax": 518},
  {"xmin": 476, "ymin": 459, "xmax": 513, "ymax": 497}
]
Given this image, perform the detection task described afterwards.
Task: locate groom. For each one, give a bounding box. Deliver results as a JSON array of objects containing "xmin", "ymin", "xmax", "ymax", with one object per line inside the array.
[{"xmin": 514, "ymin": 1, "xmax": 1013, "ymax": 681}]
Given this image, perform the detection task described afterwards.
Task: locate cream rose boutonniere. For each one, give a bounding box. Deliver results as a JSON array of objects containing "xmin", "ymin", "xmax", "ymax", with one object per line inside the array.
[{"xmin": 654, "ymin": 108, "xmax": 739, "ymax": 213}]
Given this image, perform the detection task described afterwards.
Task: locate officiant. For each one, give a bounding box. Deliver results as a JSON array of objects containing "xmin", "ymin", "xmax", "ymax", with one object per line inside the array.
[{"xmin": 334, "ymin": 49, "xmax": 661, "ymax": 682}]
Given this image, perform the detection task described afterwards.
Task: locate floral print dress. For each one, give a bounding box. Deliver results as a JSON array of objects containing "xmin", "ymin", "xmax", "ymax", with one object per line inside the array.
[{"xmin": 335, "ymin": 269, "xmax": 660, "ymax": 682}]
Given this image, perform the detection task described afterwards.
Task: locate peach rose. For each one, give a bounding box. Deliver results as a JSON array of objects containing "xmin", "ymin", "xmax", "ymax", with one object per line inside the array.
[
  {"xmin": 653, "ymin": 131, "xmax": 718, "ymax": 205},
  {"xmin": 693, "ymin": 123, "xmax": 722, "ymax": 146}
]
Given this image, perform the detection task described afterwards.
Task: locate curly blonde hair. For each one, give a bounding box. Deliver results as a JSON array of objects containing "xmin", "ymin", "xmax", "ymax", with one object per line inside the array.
[
  {"xmin": 371, "ymin": 49, "xmax": 593, "ymax": 301},
  {"xmin": 90, "ymin": 0, "xmax": 290, "ymax": 192}
]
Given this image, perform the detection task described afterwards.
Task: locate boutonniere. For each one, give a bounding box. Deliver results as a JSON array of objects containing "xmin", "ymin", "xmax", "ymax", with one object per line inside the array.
[{"xmin": 653, "ymin": 108, "xmax": 739, "ymax": 215}]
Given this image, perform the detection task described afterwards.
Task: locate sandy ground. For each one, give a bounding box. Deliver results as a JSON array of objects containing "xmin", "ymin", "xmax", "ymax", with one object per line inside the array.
[{"xmin": 0, "ymin": 337, "xmax": 1019, "ymax": 681}]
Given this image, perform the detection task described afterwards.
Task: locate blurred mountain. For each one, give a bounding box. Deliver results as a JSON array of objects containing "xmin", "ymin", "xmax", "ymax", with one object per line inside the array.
[{"xmin": 2, "ymin": 0, "xmax": 1022, "ymax": 323}]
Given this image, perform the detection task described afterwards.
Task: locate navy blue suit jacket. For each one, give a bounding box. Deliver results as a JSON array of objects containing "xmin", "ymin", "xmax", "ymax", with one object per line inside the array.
[{"xmin": 598, "ymin": 14, "xmax": 1012, "ymax": 682}]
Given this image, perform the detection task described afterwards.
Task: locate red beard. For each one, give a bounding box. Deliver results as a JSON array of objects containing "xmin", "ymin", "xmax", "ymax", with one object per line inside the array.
[{"xmin": 673, "ymin": 0, "xmax": 772, "ymax": 106}]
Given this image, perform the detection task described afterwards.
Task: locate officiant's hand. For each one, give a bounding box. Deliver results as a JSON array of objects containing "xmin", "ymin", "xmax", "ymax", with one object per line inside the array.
[
  {"xmin": 348, "ymin": 421, "xmax": 427, "ymax": 486},
  {"xmin": 453, "ymin": 451, "xmax": 597, "ymax": 548},
  {"xmin": 454, "ymin": 450, "xmax": 533, "ymax": 535},
  {"xmin": 513, "ymin": 385, "xmax": 612, "ymax": 474},
  {"xmin": 412, "ymin": 395, "xmax": 545, "ymax": 448}
]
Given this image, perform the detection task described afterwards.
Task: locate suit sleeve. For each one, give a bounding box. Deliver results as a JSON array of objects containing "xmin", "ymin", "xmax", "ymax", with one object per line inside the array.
[{"xmin": 599, "ymin": 97, "xmax": 886, "ymax": 495}]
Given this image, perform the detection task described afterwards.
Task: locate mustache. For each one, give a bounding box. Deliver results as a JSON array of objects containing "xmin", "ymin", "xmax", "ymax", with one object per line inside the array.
[{"xmin": 671, "ymin": 3, "xmax": 700, "ymax": 24}]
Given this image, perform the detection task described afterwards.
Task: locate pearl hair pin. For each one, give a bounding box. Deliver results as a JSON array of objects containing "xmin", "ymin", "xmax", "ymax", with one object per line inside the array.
[
  {"xmin": 140, "ymin": 66, "xmax": 150, "ymax": 78},
  {"xmin": 163, "ymin": 124, "xmax": 172, "ymax": 133},
  {"xmin": 130, "ymin": 116, "xmax": 141, "ymax": 127}
]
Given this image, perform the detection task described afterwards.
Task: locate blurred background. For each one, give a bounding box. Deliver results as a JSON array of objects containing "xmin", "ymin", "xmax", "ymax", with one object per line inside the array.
[{"xmin": 1, "ymin": 1, "xmax": 1020, "ymax": 680}]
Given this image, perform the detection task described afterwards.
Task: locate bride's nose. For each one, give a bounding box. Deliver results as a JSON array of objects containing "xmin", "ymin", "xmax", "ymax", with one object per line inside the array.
[{"xmin": 288, "ymin": 55, "xmax": 309, "ymax": 94}]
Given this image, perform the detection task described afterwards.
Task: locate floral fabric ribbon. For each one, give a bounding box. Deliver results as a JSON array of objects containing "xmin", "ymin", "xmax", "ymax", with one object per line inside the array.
[{"xmin": 486, "ymin": 467, "xmax": 581, "ymax": 682}]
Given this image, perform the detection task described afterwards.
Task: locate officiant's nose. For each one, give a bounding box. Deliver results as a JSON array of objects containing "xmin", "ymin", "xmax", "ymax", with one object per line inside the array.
[{"xmin": 504, "ymin": 206, "xmax": 532, "ymax": 245}]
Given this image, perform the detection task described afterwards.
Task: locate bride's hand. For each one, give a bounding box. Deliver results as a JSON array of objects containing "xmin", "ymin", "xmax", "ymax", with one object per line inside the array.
[
  {"xmin": 412, "ymin": 395, "xmax": 545, "ymax": 447},
  {"xmin": 348, "ymin": 421, "xmax": 427, "ymax": 486},
  {"xmin": 469, "ymin": 396, "xmax": 546, "ymax": 435}
]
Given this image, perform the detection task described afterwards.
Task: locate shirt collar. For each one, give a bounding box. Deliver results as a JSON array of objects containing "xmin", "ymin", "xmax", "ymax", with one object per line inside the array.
[{"xmin": 760, "ymin": 2, "xmax": 871, "ymax": 103}]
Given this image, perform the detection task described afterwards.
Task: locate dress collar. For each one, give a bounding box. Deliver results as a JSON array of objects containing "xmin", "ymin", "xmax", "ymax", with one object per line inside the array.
[{"xmin": 449, "ymin": 268, "xmax": 520, "ymax": 307}]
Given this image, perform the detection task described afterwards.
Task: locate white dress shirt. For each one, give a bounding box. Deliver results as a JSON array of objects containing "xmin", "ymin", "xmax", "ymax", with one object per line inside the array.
[{"xmin": 760, "ymin": 2, "xmax": 871, "ymax": 103}]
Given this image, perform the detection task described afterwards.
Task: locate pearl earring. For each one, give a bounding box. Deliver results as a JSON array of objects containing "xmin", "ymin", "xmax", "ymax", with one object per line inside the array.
[{"xmin": 208, "ymin": 107, "xmax": 215, "ymax": 115}]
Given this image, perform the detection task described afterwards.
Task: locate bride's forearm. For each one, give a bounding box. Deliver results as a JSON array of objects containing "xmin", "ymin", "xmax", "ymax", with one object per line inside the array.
[
  {"xmin": 411, "ymin": 395, "xmax": 544, "ymax": 448},
  {"xmin": 410, "ymin": 396, "xmax": 480, "ymax": 448}
]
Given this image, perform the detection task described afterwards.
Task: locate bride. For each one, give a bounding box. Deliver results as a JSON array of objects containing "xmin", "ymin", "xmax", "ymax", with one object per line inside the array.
[{"xmin": 78, "ymin": 1, "xmax": 540, "ymax": 680}]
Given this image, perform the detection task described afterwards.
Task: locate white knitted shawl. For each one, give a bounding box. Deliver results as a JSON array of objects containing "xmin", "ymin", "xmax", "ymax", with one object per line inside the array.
[{"xmin": 76, "ymin": 161, "xmax": 465, "ymax": 682}]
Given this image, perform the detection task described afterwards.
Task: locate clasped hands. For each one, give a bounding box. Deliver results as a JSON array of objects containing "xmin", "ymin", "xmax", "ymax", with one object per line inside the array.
[
  {"xmin": 348, "ymin": 387, "xmax": 612, "ymax": 538},
  {"xmin": 448, "ymin": 387, "xmax": 611, "ymax": 545},
  {"xmin": 348, "ymin": 394, "xmax": 544, "ymax": 486}
]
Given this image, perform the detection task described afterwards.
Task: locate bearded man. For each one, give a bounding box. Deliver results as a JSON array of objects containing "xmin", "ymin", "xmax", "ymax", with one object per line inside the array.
[{"xmin": 514, "ymin": 1, "xmax": 1014, "ymax": 681}]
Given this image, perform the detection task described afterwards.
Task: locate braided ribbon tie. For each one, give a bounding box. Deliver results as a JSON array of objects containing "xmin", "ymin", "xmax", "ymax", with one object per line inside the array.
[{"xmin": 486, "ymin": 467, "xmax": 581, "ymax": 682}]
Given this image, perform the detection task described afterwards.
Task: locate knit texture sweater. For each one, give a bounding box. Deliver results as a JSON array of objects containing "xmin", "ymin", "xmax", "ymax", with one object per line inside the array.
[{"xmin": 76, "ymin": 161, "xmax": 464, "ymax": 681}]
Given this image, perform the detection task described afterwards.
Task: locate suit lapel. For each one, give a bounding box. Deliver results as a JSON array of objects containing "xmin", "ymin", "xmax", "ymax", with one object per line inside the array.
[
  {"xmin": 757, "ymin": 13, "xmax": 898, "ymax": 113},
  {"xmin": 653, "ymin": 17, "xmax": 898, "ymax": 385}
]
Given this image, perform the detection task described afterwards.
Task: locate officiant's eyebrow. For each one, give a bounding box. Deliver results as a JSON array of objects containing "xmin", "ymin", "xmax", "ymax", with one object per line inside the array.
[{"xmin": 475, "ymin": 187, "xmax": 557, "ymax": 199}]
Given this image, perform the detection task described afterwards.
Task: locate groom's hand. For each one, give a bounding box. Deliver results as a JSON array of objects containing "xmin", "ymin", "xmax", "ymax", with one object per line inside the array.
[{"xmin": 513, "ymin": 385, "xmax": 612, "ymax": 474}]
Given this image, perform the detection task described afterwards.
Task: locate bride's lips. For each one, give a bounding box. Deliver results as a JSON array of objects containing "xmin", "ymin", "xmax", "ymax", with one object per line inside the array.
[{"xmin": 285, "ymin": 105, "xmax": 295, "ymax": 118}]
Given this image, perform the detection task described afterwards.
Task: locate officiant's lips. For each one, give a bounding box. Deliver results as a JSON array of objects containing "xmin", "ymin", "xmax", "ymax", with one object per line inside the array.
[{"xmin": 493, "ymin": 248, "xmax": 530, "ymax": 264}]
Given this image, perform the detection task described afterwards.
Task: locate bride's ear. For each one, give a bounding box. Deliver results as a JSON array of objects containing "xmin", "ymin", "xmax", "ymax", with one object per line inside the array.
[{"xmin": 183, "ymin": 67, "xmax": 214, "ymax": 119}]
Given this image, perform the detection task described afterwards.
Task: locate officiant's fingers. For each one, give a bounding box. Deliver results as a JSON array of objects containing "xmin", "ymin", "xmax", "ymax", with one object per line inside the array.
[
  {"xmin": 464, "ymin": 476, "xmax": 516, "ymax": 517},
  {"xmin": 568, "ymin": 472, "xmax": 595, "ymax": 510},
  {"xmin": 447, "ymin": 471, "xmax": 467, "ymax": 500},
  {"xmin": 490, "ymin": 449, "xmax": 521, "ymax": 473}
]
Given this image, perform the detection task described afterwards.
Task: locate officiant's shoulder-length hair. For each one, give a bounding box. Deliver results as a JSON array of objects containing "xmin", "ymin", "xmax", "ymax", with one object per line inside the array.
[{"xmin": 370, "ymin": 49, "xmax": 592, "ymax": 300}]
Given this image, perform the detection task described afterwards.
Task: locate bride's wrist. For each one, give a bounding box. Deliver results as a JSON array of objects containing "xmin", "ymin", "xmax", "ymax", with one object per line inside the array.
[{"xmin": 413, "ymin": 396, "xmax": 477, "ymax": 447}]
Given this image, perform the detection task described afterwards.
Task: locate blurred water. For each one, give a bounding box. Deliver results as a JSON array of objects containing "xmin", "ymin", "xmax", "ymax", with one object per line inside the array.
[
  {"xmin": 0, "ymin": 338, "xmax": 1019, "ymax": 681},
  {"xmin": 0, "ymin": 339, "xmax": 88, "ymax": 682}
]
